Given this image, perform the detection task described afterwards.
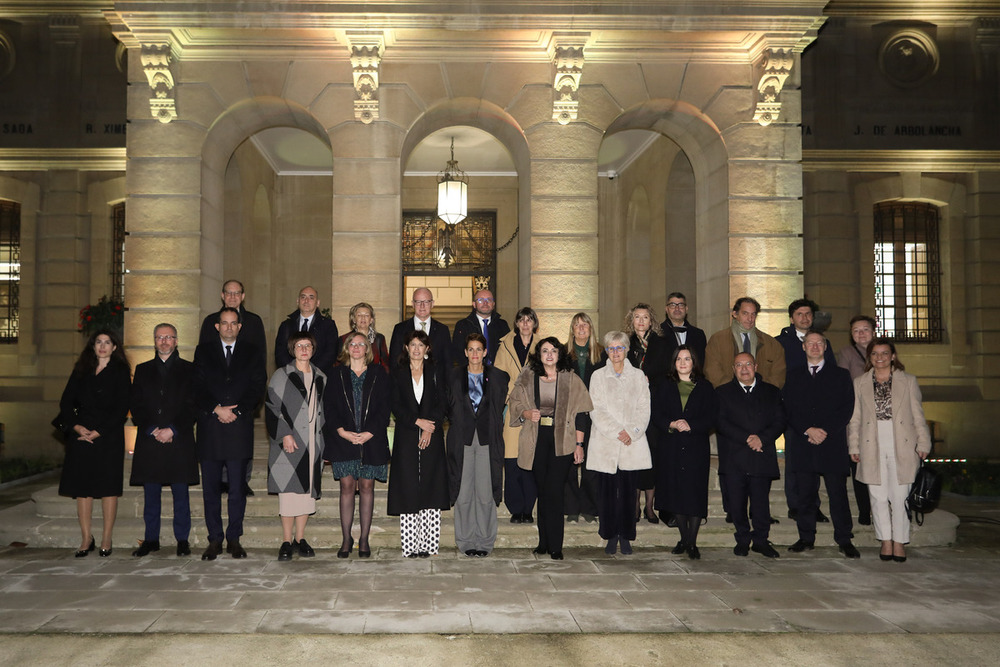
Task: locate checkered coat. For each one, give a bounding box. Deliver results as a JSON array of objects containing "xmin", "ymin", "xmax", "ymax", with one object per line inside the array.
[{"xmin": 265, "ymin": 363, "xmax": 327, "ymax": 497}]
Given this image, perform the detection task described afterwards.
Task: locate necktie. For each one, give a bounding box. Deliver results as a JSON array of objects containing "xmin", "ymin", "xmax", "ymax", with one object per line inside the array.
[
  {"xmin": 811, "ymin": 365, "xmax": 818, "ymax": 376},
  {"xmin": 420, "ymin": 320, "xmax": 427, "ymax": 333},
  {"xmin": 742, "ymin": 332, "xmax": 751, "ymax": 354},
  {"xmin": 482, "ymin": 318, "xmax": 490, "ymax": 360},
  {"xmin": 225, "ymin": 345, "xmax": 232, "ymax": 367},
  {"xmin": 743, "ymin": 385, "xmax": 751, "ymax": 395},
  {"xmin": 301, "ymin": 318, "xmax": 309, "ymax": 333}
]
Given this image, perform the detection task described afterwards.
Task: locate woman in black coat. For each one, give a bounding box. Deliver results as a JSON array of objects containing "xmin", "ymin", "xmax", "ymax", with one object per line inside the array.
[
  {"xmin": 386, "ymin": 329, "xmax": 450, "ymax": 558},
  {"xmin": 57, "ymin": 329, "xmax": 131, "ymax": 557},
  {"xmin": 625, "ymin": 303, "xmax": 668, "ymax": 523},
  {"xmin": 325, "ymin": 331, "xmax": 390, "ymax": 558},
  {"xmin": 651, "ymin": 344, "xmax": 717, "ymax": 559},
  {"xmin": 447, "ymin": 333, "xmax": 509, "ymax": 557}
]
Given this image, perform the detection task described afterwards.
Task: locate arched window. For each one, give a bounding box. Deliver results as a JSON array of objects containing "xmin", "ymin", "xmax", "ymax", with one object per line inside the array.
[
  {"xmin": 873, "ymin": 201, "xmax": 942, "ymax": 342},
  {"xmin": 0, "ymin": 199, "xmax": 19, "ymax": 343}
]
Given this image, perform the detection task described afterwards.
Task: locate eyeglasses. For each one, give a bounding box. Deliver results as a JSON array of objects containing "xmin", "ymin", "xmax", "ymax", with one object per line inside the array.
[
  {"xmin": 155, "ymin": 335, "xmax": 176, "ymax": 341},
  {"xmin": 223, "ymin": 291, "xmax": 243, "ymax": 297},
  {"xmin": 294, "ymin": 343, "xmax": 314, "ymax": 350},
  {"xmin": 666, "ymin": 302, "xmax": 686, "ymax": 309},
  {"xmin": 413, "ymin": 300, "xmax": 433, "ymax": 306},
  {"xmin": 734, "ymin": 362, "xmax": 756, "ymax": 369},
  {"xmin": 475, "ymin": 297, "xmax": 494, "ymax": 304},
  {"xmin": 348, "ymin": 342, "xmax": 367, "ymax": 348},
  {"xmin": 606, "ymin": 346, "xmax": 627, "ymax": 353}
]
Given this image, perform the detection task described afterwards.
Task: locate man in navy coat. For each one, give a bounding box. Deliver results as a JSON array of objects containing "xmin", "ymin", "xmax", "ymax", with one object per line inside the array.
[
  {"xmin": 716, "ymin": 352, "xmax": 785, "ymax": 558},
  {"xmin": 194, "ymin": 307, "xmax": 266, "ymax": 560},
  {"xmin": 783, "ymin": 331, "xmax": 860, "ymax": 558},
  {"xmin": 451, "ymin": 289, "xmax": 510, "ymax": 366},
  {"xmin": 274, "ymin": 286, "xmax": 340, "ymax": 375}
]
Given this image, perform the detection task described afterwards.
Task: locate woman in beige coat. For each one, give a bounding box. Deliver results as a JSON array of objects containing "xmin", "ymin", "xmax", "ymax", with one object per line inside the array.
[
  {"xmin": 508, "ymin": 337, "xmax": 593, "ymax": 560},
  {"xmin": 586, "ymin": 331, "xmax": 651, "ymax": 555},
  {"xmin": 848, "ymin": 338, "xmax": 931, "ymax": 562},
  {"xmin": 494, "ymin": 307, "xmax": 542, "ymax": 524}
]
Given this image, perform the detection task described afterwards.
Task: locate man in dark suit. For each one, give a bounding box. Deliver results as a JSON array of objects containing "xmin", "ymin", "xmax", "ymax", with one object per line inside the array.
[
  {"xmin": 775, "ymin": 298, "xmax": 837, "ymax": 522},
  {"xmin": 198, "ymin": 279, "xmax": 267, "ymax": 367},
  {"xmin": 451, "ymin": 289, "xmax": 510, "ymax": 366},
  {"xmin": 389, "ymin": 287, "xmax": 452, "ymax": 371},
  {"xmin": 716, "ymin": 352, "xmax": 785, "ymax": 558},
  {"xmin": 194, "ymin": 307, "xmax": 266, "ymax": 560},
  {"xmin": 129, "ymin": 323, "xmax": 199, "ymax": 557},
  {"xmin": 198, "ymin": 279, "xmax": 266, "ymax": 496},
  {"xmin": 274, "ymin": 286, "xmax": 340, "ymax": 374},
  {"xmin": 659, "ymin": 291, "xmax": 708, "ymax": 367},
  {"xmin": 783, "ymin": 331, "xmax": 860, "ymax": 558}
]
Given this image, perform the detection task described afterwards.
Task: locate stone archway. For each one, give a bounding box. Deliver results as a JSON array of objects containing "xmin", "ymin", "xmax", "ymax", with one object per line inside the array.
[
  {"xmin": 200, "ymin": 96, "xmax": 332, "ymax": 322},
  {"xmin": 603, "ymin": 100, "xmax": 730, "ymax": 329},
  {"xmin": 401, "ymin": 98, "xmax": 531, "ymax": 309}
]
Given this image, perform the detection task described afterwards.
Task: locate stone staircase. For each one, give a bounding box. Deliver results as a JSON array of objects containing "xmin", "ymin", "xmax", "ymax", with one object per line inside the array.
[{"xmin": 3, "ymin": 422, "xmax": 959, "ymax": 552}]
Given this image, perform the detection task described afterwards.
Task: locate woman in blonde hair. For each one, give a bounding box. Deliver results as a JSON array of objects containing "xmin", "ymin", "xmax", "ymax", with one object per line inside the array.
[
  {"xmin": 564, "ymin": 312, "xmax": 604, "ymax": 523},
  {"xmin": 339, "ymin": 302, "xmax": 389, "ymax": 372}
]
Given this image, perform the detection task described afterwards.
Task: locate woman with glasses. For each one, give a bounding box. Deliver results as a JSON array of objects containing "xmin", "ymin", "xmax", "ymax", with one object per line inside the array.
[
  {"xmin": 325, "ymin": 331, "xmax": 391, "ymax": 558},
  {"xmin": 586, "ymin": 331, "xmax": 651, "ymax": 555},
  {"xmin": 508, "ymin": 337, "xmax": 593, "ymax": 559},
  {"xmin": 266, "ymin": 332, "xmax": 328, "ymax": 561},
  {"xmin": 651, "ymin": 345, "xmax": 717, "ymax": 559}
]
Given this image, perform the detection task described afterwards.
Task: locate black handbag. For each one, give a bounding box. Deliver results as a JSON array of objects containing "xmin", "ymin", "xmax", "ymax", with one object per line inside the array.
[{"xmin": 906, "ymin": 461, "xmax": 942, "ymax": 526}]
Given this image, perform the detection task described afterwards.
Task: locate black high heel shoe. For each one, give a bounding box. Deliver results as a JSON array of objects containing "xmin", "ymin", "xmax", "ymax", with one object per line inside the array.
[
  {"xmin": 99, "ymin": 542, "xmax": 112, "ymax": 557},
  {"xmin": 358, "ymin": 541, "xmax": 371, "ymax": 558},
  {"xmin": 75, "ymin": 536, "xmax": 95, "ymax": 558},
  {"xmin": 337, "ymin": 536, "xmax": 354, "ymax": 558}
]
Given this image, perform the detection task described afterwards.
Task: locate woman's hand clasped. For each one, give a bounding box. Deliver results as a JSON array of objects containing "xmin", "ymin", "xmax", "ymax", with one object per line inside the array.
[{"xmin": 282, "ymin": 434, "xmax": 298, "ymax": 454}]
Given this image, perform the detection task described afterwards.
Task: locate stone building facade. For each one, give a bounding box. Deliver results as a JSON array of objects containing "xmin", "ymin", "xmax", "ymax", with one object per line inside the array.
[{"xmin": 0, "ymin": 1, "xmax": 996, "ymax": 460}]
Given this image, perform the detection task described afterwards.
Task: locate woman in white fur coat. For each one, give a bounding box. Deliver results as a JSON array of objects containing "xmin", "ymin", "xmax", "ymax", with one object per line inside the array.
[{"xmin": 586, "ymin": 330, "xmax": 652, "ymax": 555}]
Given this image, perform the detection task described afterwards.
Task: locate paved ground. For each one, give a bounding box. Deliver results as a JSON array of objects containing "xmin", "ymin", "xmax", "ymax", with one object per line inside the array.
[{"xmin": 1, "ymin": 474, "xmax": 998, "ymax": 664}]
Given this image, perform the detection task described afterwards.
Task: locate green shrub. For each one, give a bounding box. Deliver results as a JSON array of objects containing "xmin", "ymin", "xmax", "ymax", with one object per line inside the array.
[
  {"xmin": 0, "ymin": 456, "xmax": 59, "ymax": 483},
  {"xmin": 935, "ymin": 459, "xmax": 1000, "ymax": 497}
]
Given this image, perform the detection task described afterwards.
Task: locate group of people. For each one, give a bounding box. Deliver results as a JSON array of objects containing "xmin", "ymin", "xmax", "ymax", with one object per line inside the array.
[{"xmin": 56, "ymin": 281, "xmax": 932, "ymax": 564}]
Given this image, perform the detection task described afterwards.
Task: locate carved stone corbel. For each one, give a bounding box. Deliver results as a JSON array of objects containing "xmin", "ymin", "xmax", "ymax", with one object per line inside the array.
[
  {"xmin": 348, "ymin": 34, "xmax": 384, "ymax": 124},
  {"xmin": 552, "ymin": 45, "xmax": 584, "ymax": 125},
  {"xmin": 140, "ymin": 43, "xmax": 176, "ymax": 124},
  {"xmin": 753, "ymin": 48, "xmax": 794, "ymax": 126}
]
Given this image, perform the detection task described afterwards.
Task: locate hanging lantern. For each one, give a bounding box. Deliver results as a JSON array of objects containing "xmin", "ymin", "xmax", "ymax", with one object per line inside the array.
[{"xmin": 437, "ymin": 137, "xmax": 468, "ymax": 225}]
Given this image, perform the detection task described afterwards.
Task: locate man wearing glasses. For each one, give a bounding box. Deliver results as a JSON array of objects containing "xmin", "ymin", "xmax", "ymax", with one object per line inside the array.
[
  {"xmin": 452, "ymin": 289, "xmax": 510, "ymax": 366},
  {"xmin": 660, "ymin": 292, "xmax": 707, "ymax": 368},
  {"xmin": 129, "ymin": 323, "xmax": 199, "ymax": 557},
  {"xmin": 389, "ymin": 287, "xmax": 453, "ymax": 371}
]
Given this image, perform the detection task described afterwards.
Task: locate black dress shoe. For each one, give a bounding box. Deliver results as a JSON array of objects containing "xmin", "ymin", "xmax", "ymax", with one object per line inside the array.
[
  {"xmin": 465, "ymin": 549, "xmax": 477, "ymax": 557},
  {"xmin": 769, "ymin": 517, "xmax": 780, "ymax": 525},
  {"xmin": 523, "ymin": 514, "xmax": 534, "ymax": 524},
  {"xmin": 788, "ymin": 539, "xmax": 815, "ymax": 553},
  {"xmin": 839, "ymin": 542, "xmax": 861, "ymax": 559},
  {"xmin": 858, "ymin": 514, "xmax": 872, "ymax": 526},
  {"xmin": 278, "ymin": 541, "xmax": 294, "ymax": 562},
  {"xmin": 752, "ymin": 542, "xmax": 780, "ymax": 558},
  {"xmin": 244, "ymin": 487, "xmax": 255, "ymax": 497},
  {"xmin": 227, "ymin": 540, "xmax": 247, "ymax": 559},
  {"xmin": 604, "ymin": 539, "xmax": 617, "ymax": 555},
  {"xmin": 294, "ymin": 538, "xmax": 315, "ymax": 557},
  {"xmin": 533, "ymin": 546, "xmax": 548, "ymax": 555},
  {"xmin": 787, "ymin": 508, "xmax": 799, "ymax": 520},
  {"xmin": 581, "ymin": 514, "xmax": 596, "ymax": 523},
  {"xmin": 406, "ymin": 552, "xmax": 420, "ymax": 558},
  {"xmin": 892, "ymin": 554, "xmax": 907, "ymax": 563},
  {"xmin": 816, "ymin": 510, "xmax": 830, "ymax": 523},
  {"xmin": 687, "ymin": 545, "xmax": 701, "ymax": 560},
  {"xmin": 202, "ymin": 540, "xmax": 223, "ymax": 561},
  {"xmin": 418, "ymin": 551, "xmax": 430, "ymax": 558},
  {"xmin": 509, "ymin": 514, "xmax": 522, "ymax": 524},
  {"xmin": 550, "ymin": 551, "xmax": 564, "ymax": 560},
  {"xmin": 733, "ymin": 543, "xmax": 749, "ymax": 557},
  {"xmin": 337, "ymin": 537, "xmax": 354, "ymax": 558},
  {"xmin": 671, "ymin": 541, "xmax": 687, "ymax": 555},
  {"xmin": 132, "ymin": 540, "xmax": 160, "ymax": 557},
  {"xmin": 619, "ymin": 538, "xmax": 632, "ymax": 555},
  {"xmin": 75, "ymin": 536, "xmax": 96, "ymax": 558},
  {"xmin": 475, "ymin": 550, "xmax": 488, "ymax": 558},
  {"xmin": 879, "ymin": 553, "xmax": 893, "ymax": 561},
  {"xmin": 566, "ymin": 514, "xmax": 579, "ymax": 523},
  {"xmin": 176, "ymin": 540, "xmax": 191, "ymax": 557},
  {"xmin": 725, "ymin": 513, "xmax": 734, "ymax": 524}
]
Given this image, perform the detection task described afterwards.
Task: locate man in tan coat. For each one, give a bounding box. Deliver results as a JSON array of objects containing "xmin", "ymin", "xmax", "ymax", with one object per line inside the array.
[{"xmin": 704, "ymin": 297, "xmax": 786, "ymax": 389}]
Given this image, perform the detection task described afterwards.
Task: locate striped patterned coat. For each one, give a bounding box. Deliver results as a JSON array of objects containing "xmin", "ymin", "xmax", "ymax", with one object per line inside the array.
[{"xmin": 265, "ymin": 362, "xmax": 327, "ymax": 497}]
